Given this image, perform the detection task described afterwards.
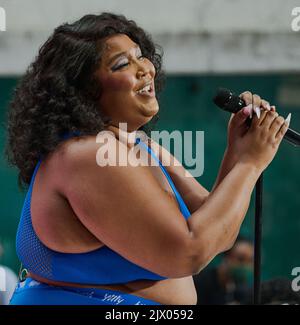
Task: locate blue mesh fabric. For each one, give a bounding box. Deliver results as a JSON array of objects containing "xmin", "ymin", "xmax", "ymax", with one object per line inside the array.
[
  {"xmin": 16, "ymin": 161, "xmax": 53, "ymax": 279},
  {"xmin": 15, "ymin": 139, "xmax": 191, "ymax": 285}
]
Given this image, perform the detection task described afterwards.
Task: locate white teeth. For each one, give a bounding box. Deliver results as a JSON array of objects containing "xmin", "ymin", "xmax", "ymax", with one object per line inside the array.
[{"xmin": 137, "ymin": 84, "xmax": 151, "ymax": 94}]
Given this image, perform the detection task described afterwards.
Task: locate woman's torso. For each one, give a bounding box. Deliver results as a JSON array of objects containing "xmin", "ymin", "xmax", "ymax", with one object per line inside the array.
[{"xmin": 27, "ymin": 136, "xmax": 197, "ymax": 305}]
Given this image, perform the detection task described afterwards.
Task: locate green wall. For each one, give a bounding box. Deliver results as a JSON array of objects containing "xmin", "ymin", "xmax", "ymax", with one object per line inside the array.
[{"xmin": 0, "ymin": 75, "xmax": 299, "ymax": 280}]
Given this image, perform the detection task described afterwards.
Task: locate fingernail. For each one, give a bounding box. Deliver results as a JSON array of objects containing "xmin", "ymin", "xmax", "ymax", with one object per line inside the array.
[
  {"xmin": 271, "ymin": 105, "xmax": 276, "ymax": 111},
  {"xmin": 246, "ymin": 104, "xmax": 253, "ymax": 118},
  {"xmin": 254, "ymin": 107, "xmax": 261, "ymax": 119},
  {"xmin": 266, "ymin": 103, "xmax": 271, "ymax": 111},
  {"xmin": 285, "ymin": 113, "xmax": 291, "ymax": 126},
  {"xmin": 243, "ymin": 104, "xmax": 252, "ymax": 116}
]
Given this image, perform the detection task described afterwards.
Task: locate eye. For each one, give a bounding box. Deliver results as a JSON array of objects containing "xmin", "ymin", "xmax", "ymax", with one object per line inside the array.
[
  {"xmin": 116, "ymin": 63, "xmax": 128, "ymax": 69},
  {"xmin": 112, "ymin": 61, "xmax": 129, "ymax": 71},
  {"xmin": 111, "ymin": 52, "xmax": 145, "ymax": 71}
]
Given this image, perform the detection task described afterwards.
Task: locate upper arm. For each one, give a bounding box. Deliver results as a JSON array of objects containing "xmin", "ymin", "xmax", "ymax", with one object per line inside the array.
[
  {"xmin": 60, "ymin": 136, "xmax": 198, "ymax": 278},
  {"xmin": 148, "ymin": 139, "xmax": 210, "ymax": 213}
]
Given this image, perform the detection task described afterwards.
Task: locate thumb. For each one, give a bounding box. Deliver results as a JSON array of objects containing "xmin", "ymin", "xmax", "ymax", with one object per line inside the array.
[{"xmin": 231, "ymin": 104, "xmax": 252, "ymax": 127}]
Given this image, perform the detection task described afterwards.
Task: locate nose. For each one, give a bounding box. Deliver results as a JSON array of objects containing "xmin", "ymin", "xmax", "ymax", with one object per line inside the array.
[
  {"xmin": 136, "ymin": 64, "xmax": 149, "ymax": 79},
  {"xmin": 136, "ymin": 59, "xmax": 154, "ymax": 80}
]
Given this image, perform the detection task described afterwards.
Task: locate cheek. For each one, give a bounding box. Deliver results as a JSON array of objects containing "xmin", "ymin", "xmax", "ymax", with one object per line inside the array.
[{"xmin": 101, "ymin": 74, "xmax": 135, "ymax": 93}]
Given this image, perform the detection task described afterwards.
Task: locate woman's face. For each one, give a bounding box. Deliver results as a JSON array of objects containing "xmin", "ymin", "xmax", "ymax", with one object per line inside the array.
[{"xmin": 97, "ymin": 34, "xmax": 159, "ymax": 132}]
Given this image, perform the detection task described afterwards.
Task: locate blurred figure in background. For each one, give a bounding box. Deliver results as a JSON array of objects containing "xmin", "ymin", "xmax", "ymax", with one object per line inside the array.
[
  {"xmin": 0, "ymin": 243, "xmax": 18, "ymax": 305},
  {"xmin": 260, "ymin": 278, "xmax": 300, "ymax": 305},
  {"xmin": 193, "ymin": 236, "xmax": 253, "ymax": 305}
]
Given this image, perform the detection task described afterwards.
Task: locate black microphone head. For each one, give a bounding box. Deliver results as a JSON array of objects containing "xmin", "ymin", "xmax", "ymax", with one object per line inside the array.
[
  {"xmin": 213, "ymin": 88, "xmax": 232, "ymax": 108},
  {"xmin": 213, "ymin": 87, "xmax": 245, "ymax": 113}
]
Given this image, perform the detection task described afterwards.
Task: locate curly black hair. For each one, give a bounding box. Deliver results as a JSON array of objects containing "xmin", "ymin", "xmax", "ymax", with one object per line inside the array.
[{"xmin": 5, "ymin": 12, "xmax": 165, "ymax": 188}]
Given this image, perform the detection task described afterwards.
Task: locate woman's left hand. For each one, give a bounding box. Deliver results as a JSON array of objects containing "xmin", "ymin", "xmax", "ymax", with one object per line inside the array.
[
  {"xmin": 226, "ymin": 91, "xmax": 275, "ymax": 155},
  {"xmin": 211, "ymin": 91, "xmax": 276, "ymax": 192}
]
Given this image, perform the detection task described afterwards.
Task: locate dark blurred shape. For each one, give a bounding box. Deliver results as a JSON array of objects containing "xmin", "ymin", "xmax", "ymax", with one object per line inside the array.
[
  {"xmin": 260, "ymin": 278, "xmax": 300, "ymax": 305},
  {"xmin": 193, "ymin": 236, "xmax": 254, "ymax": 305}
]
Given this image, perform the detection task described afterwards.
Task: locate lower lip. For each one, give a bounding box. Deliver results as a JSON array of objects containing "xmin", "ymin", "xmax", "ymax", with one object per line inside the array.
[{"xmin": 136, "ymin": 89, "xmax": 156, "ymax": 98}]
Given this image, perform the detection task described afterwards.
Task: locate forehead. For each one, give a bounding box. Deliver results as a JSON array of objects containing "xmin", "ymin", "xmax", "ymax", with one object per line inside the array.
[{"xmin": 102, "ymin": 34, "xmax": 138, "ymax": 56}]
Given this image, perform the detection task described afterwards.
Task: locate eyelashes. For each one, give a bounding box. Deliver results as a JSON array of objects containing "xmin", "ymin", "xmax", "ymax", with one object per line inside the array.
[
  {"xmin": 112, "ymin": 62, "xmax": 128, "ymax": 71},
  {"xmin": 112, "ymin": 55, "xmax": 145, "ymax": 71}
]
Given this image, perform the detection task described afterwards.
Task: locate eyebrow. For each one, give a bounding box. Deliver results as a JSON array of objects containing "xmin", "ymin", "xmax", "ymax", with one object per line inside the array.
[{"xmin": 107, "ymin": 44, "xmax": 140, "ymax": 65}]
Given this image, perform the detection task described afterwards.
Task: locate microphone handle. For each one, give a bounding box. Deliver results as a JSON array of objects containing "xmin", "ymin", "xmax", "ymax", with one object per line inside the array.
[{"xmin": 285, "ymin": 128, "xmax": 300, "ymax": 147}]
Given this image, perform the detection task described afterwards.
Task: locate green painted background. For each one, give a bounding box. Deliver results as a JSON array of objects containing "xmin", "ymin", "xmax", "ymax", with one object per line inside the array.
[{"xmin": 0, "ymin": 75, "xmax": 299, "ymax": 280}]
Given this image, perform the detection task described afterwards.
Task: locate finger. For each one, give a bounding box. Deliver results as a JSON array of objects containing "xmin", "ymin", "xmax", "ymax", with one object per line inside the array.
[
  {"xmin": 261, "ymin": 100, "xmax": 271, "ymax": 111},
  {"xmin": 244, "ymin": 104, "xmax": 253, "ymax": 119},
  {"xmin": 230, "ymin": 106, "xmax": 251, "ymax": 127},
  {"xmin": 253, "ymin": 106, "xmax": 261, "ymax": 119},
  {"xmin": 251, "ymin": 109, "xmax": 268, "ymax": 128},
  {"xmin": 275, "ymin": 118, "xmax": 290, "ymax": 141},
  {"xmin": 270, "ymin": 105, "xmax": 276, "ymax": 112},
  {"xmin": 252, "ymin": 94, "xmax": 263, "ymax": 119},
  {"xmin": 270, "ymin": 115, "xmax": 285, "ymax": 136},
  {"xmin": 240, "ymin": 91, "xmax": 253, "ymax": 106},
  {"xmin": 252, "ymin": 94, "xmax": 262, "ymax": 109},
  {"xmin": 252, "ymin": 100, "xmax": 271, "ymax": 119},
  {"xmin": 241, "ymin": 105, "xmax": 252, "ymax": 118},
  {"xmin": 228, "ymin": 113, "xmax": 235, "ymax": 127},
  {"xmin": 259, "ymin": 110, "xmax": 279, "ymax": 128}
]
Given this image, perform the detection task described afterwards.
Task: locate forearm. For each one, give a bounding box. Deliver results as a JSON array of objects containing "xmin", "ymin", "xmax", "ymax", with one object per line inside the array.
[
  {"xmin": 187, "ymin": 160, "xmax": 261, "ymax": 272},
  {"xmin": 211, "ymin": 147, "xmax": 238, "ymax": 193}
]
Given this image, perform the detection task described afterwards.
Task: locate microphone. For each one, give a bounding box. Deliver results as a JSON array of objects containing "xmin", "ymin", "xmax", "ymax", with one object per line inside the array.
[{"xmin": 213, "ymin": 88, "xmax": 300, "ymax": 147}]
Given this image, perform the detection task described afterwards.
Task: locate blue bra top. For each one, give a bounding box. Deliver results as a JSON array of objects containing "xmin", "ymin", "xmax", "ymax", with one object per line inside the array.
[{"xmin": 16, "ymin": 135, "xmax": 191, "ymax": 285}]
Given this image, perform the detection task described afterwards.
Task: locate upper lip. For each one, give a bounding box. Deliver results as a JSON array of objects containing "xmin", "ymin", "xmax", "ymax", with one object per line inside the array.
[{"xmin": 135, "ymin": 80, "xmax": 154, "ymax": 92}]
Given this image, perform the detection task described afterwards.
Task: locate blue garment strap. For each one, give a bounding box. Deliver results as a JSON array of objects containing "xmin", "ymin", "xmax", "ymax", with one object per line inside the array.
[
  {"xmin": 31, "ymin": 160, "xmax": 42, "ymax": 180},
  {"xmin": 136, "ymin": 138, "xmax": 191, "ymax": 219}
]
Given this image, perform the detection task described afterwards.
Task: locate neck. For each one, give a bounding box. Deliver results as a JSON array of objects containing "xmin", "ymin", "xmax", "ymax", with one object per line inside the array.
[{"xmin": 105, "ymin": 124, "xmax": 138, "ymax": 149}]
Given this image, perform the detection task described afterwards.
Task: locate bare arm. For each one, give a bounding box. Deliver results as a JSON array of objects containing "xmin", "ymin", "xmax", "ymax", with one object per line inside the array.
[
  {"xmin": 61, "ymin": 107, "xmax": 288, "ymax": 279},
  {"xmin": 147, "ymin": 134, "xmax": 260, "ymax": 267},
  {"xmin": 148, "ymin": 138, "xmax": 209, "ymax": 213},
  {"xmin": 62, "ymin": 138, "xmax": 259, "ymax": 278},
  {"xmin": 210, "ymin": 147, "xmax": 238, "ymax": 193},
  {"xmin": 186, "ymin": 160, "xmax": 260, "ymax": 273}
]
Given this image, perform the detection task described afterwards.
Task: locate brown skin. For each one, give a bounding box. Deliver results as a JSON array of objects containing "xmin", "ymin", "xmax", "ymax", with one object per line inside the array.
[
  {"xmin": 28, "ymin": 34, "xmax": 289, "ymax": 305},
  {"xmin": 97, "ymin": 34, "xmax": 159, "ymax": 131}
]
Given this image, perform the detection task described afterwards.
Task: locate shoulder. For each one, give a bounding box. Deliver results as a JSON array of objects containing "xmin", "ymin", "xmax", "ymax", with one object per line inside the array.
[
  {"xmin": 55, "ymin": 131, "xmax": 125, "ymax": 171},
  {"xmin": 54, "ymin": 132, "xmax": 152, "ymax": 194},
  {"xmin": 40, "ymin": 132, "xmax": 115, "ymax": 195}
]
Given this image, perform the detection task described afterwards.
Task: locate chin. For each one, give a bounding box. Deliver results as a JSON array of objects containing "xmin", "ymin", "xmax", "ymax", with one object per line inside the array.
[
  {"xmin": 133, "ymin": 114, "xmax": 156, "ymax": 132},
  {"xmin": 141, "ymin": 102, "xmax": 159, "ymax": 117}
]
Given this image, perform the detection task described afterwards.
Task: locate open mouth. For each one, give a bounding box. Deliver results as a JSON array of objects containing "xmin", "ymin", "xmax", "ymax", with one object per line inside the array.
[{"xmin": 135, "ymin": 82, "xmax": 155, "ymax": 98}]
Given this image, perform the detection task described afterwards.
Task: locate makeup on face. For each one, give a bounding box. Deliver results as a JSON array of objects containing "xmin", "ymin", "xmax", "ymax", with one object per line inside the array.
[
  {"xmin": 109, "ymin": 45, "xmax": 143, "ymax": 72},
  {"xmin": 97, "ymin": 34, "xmax": 159, "ymax": 130},
  {"xmin": 104, "ymin": 40, "xmax": 156, "ymax": 99}
]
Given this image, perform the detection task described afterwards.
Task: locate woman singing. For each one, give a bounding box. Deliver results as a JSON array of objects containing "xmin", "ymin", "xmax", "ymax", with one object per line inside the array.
[{"xmin": 6, "ymin": 13, "xmax": 289, "ymax": 305}]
